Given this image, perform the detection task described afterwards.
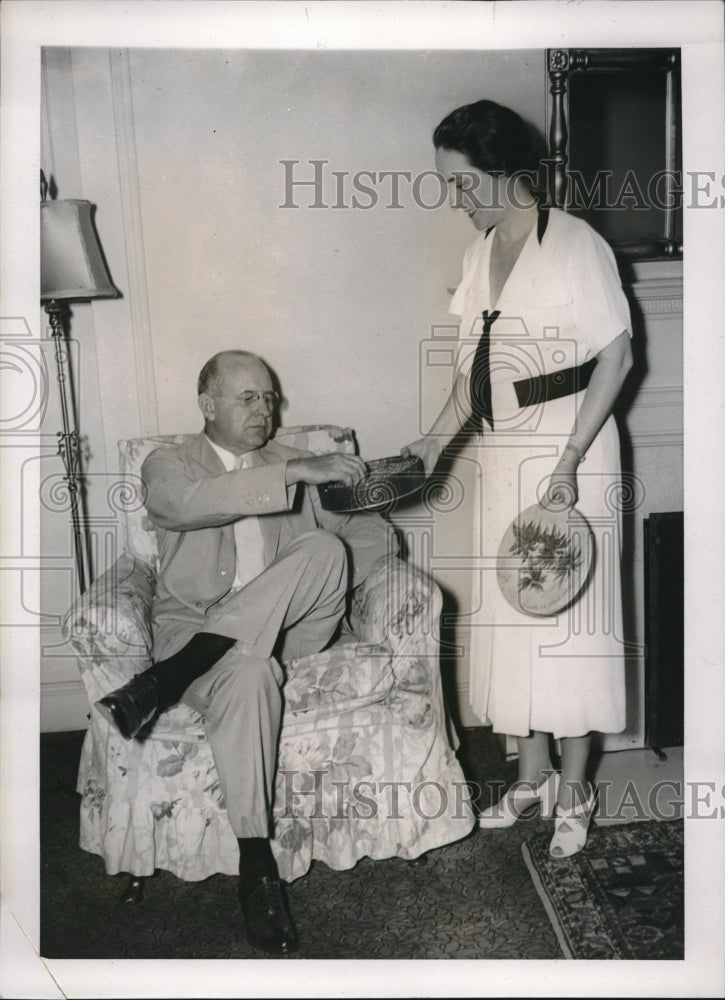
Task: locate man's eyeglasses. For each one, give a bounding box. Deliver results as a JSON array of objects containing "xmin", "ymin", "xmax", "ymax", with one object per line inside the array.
[{"xmin": 238, "ymin": 390, "xmax": 280, "ymax": 408}]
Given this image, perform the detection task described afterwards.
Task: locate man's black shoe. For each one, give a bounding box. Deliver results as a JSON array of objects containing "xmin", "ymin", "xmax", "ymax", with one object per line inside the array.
[
  {"xmin": 239, "ymin": 875, "xmax": 299, "ymax": 955},
  {"xmin": 95, "ymin": 674, "xmax": 160, "ymax": 740}
]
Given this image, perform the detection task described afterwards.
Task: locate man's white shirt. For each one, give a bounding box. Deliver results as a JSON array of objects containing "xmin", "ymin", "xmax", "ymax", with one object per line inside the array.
[{"xmin": 206, "ymin": 436, "xmax": 267, "ymax": 591}]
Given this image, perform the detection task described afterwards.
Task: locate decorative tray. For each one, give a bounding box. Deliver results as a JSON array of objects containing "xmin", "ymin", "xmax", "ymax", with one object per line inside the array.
[
  {"xmin": 318, "ymin": 454, "xmax": 426, "ymax": 512},
  {"xmin": 496, "ymin": 503, "xmax": 594, "ymax": 617}
]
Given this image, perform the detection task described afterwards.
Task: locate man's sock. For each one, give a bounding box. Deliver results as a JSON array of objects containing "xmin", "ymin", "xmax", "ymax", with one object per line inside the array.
[
  {"xmin": 238, "ymin": 837, "xmax": 278, "ymax": 897},
  {"xmin": 148, "ymin": 632, "xmax": 236, "ymax": 708}
]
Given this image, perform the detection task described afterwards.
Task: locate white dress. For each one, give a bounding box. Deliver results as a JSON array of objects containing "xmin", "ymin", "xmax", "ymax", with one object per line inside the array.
[{"xmin": 450, "ymin": 208, "xmax": 630, "ymax": 739}]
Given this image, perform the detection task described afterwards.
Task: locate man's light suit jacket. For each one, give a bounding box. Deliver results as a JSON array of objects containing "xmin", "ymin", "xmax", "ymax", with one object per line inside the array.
[{"xmin": 141, "ymin": 431, "xmax": 398, "ymax": 650}]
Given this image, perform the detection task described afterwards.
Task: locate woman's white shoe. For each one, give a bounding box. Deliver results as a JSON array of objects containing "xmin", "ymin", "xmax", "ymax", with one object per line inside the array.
[
  {"xmin": 549, "ymin": 784, "xmax": 597, "ymax": 858},
  {"xmin": 478, "ymin": 771, "xmax": 560, "ymax": 829}
]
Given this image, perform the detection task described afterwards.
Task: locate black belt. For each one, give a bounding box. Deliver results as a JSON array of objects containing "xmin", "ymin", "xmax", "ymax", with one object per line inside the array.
[{"xmin": 513, "ymin": 357, "xmax": 597, "ymax": 409}]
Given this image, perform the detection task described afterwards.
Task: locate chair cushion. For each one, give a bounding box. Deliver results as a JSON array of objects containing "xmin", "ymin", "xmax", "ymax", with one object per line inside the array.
[
  {"xmin": 119, "ymin": 434, "xmax": 189, "ymax": 566},
  {"xmin": 283, "ymin": 638, "xmax": 394, "ymax": 721}
]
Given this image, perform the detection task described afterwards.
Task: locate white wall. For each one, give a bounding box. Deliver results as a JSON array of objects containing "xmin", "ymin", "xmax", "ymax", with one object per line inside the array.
[
  {"xmin": 127, "ymin": 47, "xmax": 547, "ymax": 447},
  {"xmin": 39, "ymin": 47, "xmax": 682, "ymax": 740}
]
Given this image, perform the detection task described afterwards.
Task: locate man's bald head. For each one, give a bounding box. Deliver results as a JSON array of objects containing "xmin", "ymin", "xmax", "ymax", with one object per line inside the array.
[
  {"xmin": 197, "ymin": 350, "xmax": 269, "ymax": 398},
  {"xmin": 197, "ymin": 351, "xmax": 276, "ymax": 455}
]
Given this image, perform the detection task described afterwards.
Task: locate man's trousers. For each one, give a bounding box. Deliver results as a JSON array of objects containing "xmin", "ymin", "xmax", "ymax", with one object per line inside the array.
[{"xmin": 152, "ymin": 529, "xmax": 348, "ymax": 837}]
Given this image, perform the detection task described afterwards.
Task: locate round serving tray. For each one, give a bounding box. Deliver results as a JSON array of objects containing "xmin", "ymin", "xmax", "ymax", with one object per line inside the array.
[{"xmin": 496, "ymin": 503, "xmax": 594, "ymax": 617}]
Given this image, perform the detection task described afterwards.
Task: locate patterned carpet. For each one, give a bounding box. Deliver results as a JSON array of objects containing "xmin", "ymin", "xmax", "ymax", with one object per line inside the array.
[
  {"xmin": 523, "ymin": 819, "xmax": 684, "ymax": 960},
  {"xmin": 39, "ymin": 728, "xmax": 682, "ymax": 960}
]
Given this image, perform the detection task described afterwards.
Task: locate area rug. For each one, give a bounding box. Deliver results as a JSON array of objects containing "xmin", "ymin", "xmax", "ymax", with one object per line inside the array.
[{"xmin": 522, "ymin": 819, "xmax": 684, "ymax": 960}]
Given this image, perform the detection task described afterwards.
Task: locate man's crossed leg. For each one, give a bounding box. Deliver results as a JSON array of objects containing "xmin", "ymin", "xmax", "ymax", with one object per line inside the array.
[{"xmin": 96, "ymin": 529, "xmax": 348, "ymax": 954}]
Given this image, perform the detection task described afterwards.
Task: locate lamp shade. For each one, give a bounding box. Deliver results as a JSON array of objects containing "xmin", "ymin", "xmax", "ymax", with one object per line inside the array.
[{"xmin": 41, "ymin": 199, "xmax": 117, "ymax": 301}]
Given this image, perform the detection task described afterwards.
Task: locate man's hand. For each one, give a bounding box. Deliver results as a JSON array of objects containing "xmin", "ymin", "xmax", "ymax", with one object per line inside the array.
[{"xmin": 286, "ymin": 453, "xmax": 369, "ymax": 487}]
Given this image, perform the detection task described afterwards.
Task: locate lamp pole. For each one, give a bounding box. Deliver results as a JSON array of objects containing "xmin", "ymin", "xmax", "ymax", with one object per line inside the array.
[{"xmin": 45, "ymin": 298, "xmax": 89, "ymax": 594}]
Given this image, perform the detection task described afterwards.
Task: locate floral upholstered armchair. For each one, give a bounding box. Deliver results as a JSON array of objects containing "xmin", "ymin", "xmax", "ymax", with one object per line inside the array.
[{"xmin": 62, "ymin": 425, "xmax": 474, "ymax": 886}]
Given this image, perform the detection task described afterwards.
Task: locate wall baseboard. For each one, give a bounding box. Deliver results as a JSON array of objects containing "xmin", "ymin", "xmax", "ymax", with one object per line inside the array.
[{"xmin": 41, "ymin": 680, "xmax": 90, "ymax": 734}]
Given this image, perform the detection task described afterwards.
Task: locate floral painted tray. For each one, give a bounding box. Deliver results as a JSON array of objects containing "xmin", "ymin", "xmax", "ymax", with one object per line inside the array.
[{"xmin": 496, "ymin": 503, "xmax": 594, "ymax": 617}]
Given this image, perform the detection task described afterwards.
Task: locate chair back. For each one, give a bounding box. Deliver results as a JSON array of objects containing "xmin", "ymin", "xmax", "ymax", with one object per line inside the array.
[{"xmin": 118, "ymin": 425, "xmax": 356, "ymax": 566}]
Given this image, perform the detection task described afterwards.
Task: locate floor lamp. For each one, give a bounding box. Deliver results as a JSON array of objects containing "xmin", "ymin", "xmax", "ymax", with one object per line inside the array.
[{"xmin": 41, "ymin": 184, "xmax": 117, "ymax": 594}]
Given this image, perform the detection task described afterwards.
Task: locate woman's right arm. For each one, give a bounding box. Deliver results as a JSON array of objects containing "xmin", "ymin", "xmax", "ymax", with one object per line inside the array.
[{"xmin": 402, "ymin": 370, "xmax": 472, "ymax": 474}]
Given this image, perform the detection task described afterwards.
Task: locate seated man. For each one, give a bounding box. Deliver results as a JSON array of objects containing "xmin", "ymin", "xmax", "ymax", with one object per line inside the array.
[{"xmin": 97, "ymin": 349, "xmax": 396, "ymax": 955}]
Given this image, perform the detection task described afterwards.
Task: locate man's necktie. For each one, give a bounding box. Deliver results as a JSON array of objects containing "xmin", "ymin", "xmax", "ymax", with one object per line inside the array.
[{"xmin": 471, "ymin": 309, "xmax": 500, "ymax": 431}]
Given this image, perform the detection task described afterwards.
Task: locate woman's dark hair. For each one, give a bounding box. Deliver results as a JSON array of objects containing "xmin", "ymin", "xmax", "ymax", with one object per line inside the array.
[{"xmin": 433, "ymin": 99, "xmax": 541, "ymax": 180}]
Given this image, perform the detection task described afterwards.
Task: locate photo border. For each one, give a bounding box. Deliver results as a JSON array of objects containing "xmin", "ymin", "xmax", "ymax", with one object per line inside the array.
[{"xmin": 1, "ymin": 2, "xmax": 723, "ymax": 997}]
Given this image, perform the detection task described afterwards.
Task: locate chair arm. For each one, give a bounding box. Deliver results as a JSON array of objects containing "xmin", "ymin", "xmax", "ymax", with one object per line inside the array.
[
  {"xmin": 349, "ymin": 553, "xmax": 442, "ymax": 653},
  {"xmin": 61, "ymin": 552, "xmax": 156, "ymax": 666}
]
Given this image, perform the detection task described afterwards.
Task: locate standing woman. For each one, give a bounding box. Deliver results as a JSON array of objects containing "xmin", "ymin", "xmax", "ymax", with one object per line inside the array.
[{"xmin": 404, "ymin": 100, "xmax": 633, "ymax": 857}]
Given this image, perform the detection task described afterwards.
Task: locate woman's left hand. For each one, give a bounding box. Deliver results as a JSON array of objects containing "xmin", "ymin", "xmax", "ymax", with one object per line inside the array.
[{"xmin": 541, "ymin": 453, "xmax": 580, "ymax": 510}]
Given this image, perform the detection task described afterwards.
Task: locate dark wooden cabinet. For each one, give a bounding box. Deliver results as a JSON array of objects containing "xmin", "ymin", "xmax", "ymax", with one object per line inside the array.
[
  {"xmin": 547, "ymin": 48, "xmax": 682, "ymax": 262},
  {"xmin": 644, "ymin": 512, "xmax": 684, "ymax": 749}
]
